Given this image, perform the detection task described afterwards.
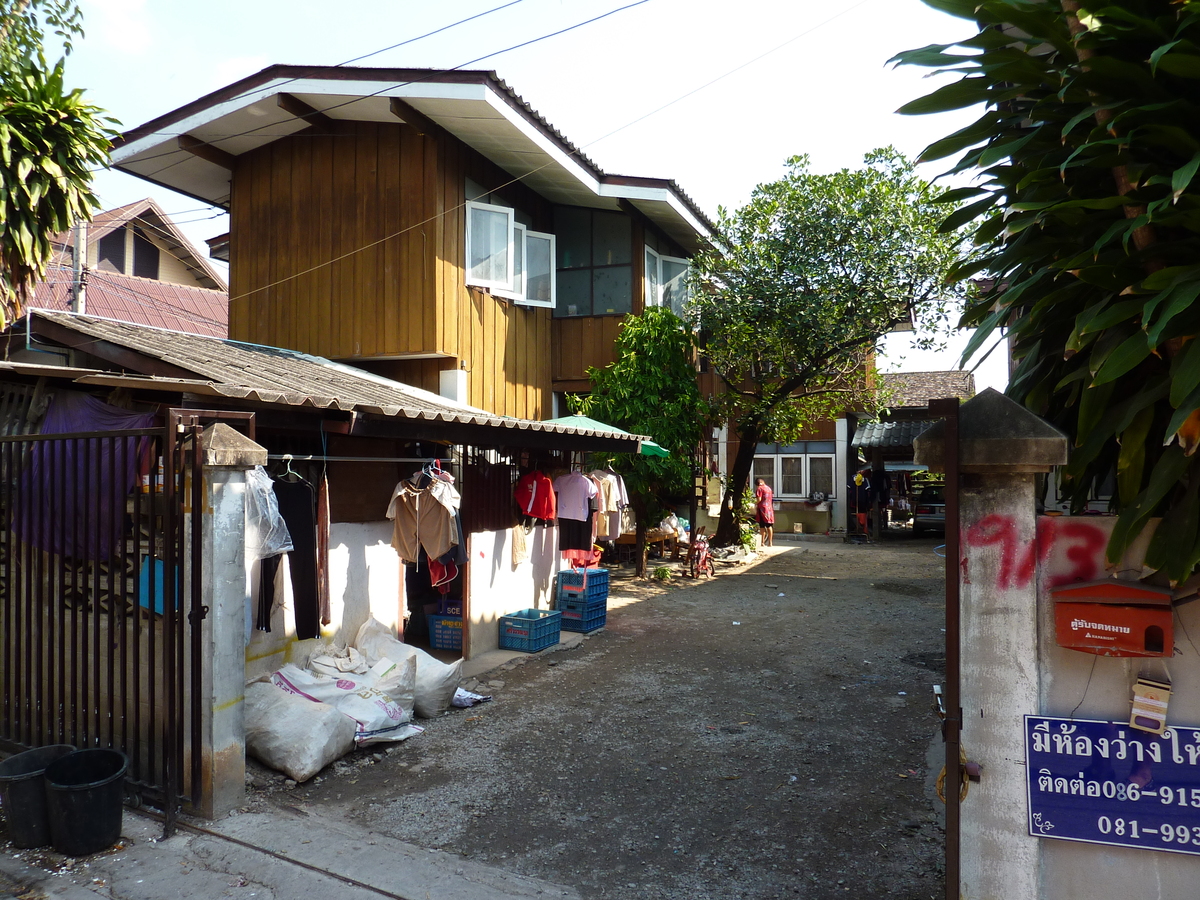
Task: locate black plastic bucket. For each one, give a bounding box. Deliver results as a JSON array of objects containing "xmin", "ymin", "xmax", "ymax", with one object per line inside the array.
[
  {"xmin": 0, "ymin": 745, "xmax": 76, "ymax": 849},
  {"xmin": 43, "ymin": 749, "xmax": 127, "ymax": 856}
]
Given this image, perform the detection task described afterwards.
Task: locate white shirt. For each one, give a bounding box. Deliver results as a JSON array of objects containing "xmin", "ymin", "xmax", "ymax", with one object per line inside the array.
[{"xmin": 553, "ymin": 472, "xmax": 597, "ymax": 522}]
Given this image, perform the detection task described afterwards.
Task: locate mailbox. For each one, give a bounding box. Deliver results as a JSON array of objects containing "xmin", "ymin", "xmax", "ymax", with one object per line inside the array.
[{"xmin": 1052, "ymin": 579, "xmax": 1174, "ymax": 657}]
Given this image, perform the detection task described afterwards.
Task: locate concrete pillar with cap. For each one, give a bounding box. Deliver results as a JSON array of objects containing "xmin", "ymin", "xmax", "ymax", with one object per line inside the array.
[{"xmin": 915, "ymin": 388, "xmax": 1068, "ymax": 900}]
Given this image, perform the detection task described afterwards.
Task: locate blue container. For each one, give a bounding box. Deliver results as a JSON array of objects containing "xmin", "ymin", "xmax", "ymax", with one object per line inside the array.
[
  {"xmin": 428, "ymin": 614, "xmax": 463, "ymax": 651},
  {"xmin": 499, "ymin": 608, "xmax": 561, "ymax": 653},
  {"xmin": 555, "ymin": 568, "xmax": 609, "ymax": 605},
  {"xmin": 559, "ymin": 601, "xmax": 606, "ymax": 634}
]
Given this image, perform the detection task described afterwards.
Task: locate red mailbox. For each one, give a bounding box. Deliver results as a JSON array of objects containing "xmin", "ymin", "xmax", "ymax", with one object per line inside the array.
[{"xmin": 1052, "ymin": 579, "xmax": 1174, "ymax": 658}]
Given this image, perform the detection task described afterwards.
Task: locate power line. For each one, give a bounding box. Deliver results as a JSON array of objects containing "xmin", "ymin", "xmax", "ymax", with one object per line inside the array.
[
  {"xmin": 127, "ymin": 0, "xmax": 652, "ymax": 179},
  {"xmin": 225, "ymin": 1, "xmax": 876, "ymax": 305}
]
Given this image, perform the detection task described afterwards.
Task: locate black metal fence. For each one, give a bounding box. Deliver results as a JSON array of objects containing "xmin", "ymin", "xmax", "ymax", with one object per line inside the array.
[{"xmin": 0, "ymin": 411, "xmax": 203, "ymax": 833}]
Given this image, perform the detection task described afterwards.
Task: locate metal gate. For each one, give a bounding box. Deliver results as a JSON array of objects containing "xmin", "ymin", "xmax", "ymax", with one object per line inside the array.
[{"xmin": 0, "ymin": 410, "xmax": 203, "ymax": 833}]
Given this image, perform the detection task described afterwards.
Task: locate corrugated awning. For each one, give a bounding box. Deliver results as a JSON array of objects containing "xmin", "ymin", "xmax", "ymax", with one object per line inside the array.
[{"xmin": 851, "ymin": 420, "xmax": 935, "ymax": 450}]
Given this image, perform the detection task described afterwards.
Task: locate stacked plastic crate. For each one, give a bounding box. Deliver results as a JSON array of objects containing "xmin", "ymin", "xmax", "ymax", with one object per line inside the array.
[{"xmin": 555, "ymin": 568, "xmax": 608, "ymax": 633}]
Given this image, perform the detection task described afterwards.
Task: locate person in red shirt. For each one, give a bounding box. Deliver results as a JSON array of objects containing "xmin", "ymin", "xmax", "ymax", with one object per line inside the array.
[{"xmin": 754, "ymin": 478, "xmax": 774, "ymax": 548}]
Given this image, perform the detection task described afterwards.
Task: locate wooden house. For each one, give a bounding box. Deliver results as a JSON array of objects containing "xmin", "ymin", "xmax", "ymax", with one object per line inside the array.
[{"xmin": 109, "ymin": 66, "xmax": 716, "ymax": 420}]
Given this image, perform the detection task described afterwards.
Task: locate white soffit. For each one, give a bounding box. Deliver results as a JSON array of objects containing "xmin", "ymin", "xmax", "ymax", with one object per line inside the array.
[{"xmin": 110, "ymin": 73, "xmax": 711, "ymax": 241}]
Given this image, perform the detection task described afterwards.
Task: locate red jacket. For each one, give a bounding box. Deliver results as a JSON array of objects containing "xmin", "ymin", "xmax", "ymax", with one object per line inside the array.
[{"xmin": 514, "ymin": 470, "xmax": 556, "ymax": 520}]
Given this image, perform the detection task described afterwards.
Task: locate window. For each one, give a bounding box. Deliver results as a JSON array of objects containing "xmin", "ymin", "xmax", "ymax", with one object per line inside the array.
[
  {"xmin": 554, "ymin": 207, "xmax": 632, "ymax": 317},
  {"xmin": 132, "ymin": 228, "xmax": 159, "ymax": 279},
  {"xmin": 466, "ymin": 200, "xmax": 555, "ymax": 307},
  {"xmin": 752, "ymin": 457, "xmax": 775, "ymax": 491},
  {"xmin": 752, "ymin": 443, "xmax": 838, "ymax": 500},
  {"xmin": 644, "ymin": 247, "xmax": 691, "ymax": 316},
  {"xmin": 466, "ymin": 200, "xmax": 514, "ymax": 292},
  {"xmin": 97, "ymin": 229, "xmax": 125, "ymax": 274}
]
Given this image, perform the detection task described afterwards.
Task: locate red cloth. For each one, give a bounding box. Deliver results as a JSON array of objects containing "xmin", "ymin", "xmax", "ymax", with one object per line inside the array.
[
  {"xmin": 755, "ymin": 483, "xmax": 775, "ymax": 525},
  {"xmin": 515, "ymin": 470, "xmax": 556, "ymax": 520}
]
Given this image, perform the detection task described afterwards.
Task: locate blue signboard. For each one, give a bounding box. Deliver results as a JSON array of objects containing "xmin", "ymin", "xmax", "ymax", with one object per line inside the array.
[{"xmin": 1026, "ymin": 716, "xmax": 1200, "ymax": 856}]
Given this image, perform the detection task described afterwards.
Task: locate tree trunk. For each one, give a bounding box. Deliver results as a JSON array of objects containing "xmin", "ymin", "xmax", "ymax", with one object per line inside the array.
[
  {"xmin": 715, "ymin": 423, "xmax": 761, "ymax": 546},
  {"xmin": 634, "ymin": 516, "xmax": 648, "ymax": 578}
]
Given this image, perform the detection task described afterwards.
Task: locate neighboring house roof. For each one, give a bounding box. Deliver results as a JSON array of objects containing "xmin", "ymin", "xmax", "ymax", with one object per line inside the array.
[
  {"xmin": 881, "ymin": 371, "xmax": 976, "ymax": 408},
  {"xmin": 15, "ymin": 311, "xmax": 645, "ymax": 450},
  {"xmin": 109, "ymin": 66, "xmax": 716, "ymax": 253},
  {"xmin": 57, "ymin": 198, "xmax": 227, "ymax": 291},
  {"xmin": 31, "ymin": 272, "xmax": 228, "ymax": 339},
  {"xmin": 852, "ymin": 419, "xmax": 936, "ymax": 449}
]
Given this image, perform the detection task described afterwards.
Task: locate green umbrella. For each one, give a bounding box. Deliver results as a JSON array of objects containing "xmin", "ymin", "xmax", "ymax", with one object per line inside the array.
[{"xmin": 543, "ymin": 414, "xmax": 670, "ymax": 457}]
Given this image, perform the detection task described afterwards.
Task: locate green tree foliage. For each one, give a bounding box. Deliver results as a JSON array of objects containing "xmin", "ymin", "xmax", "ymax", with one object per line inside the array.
[
  {"xmin": 573, "ymin": 307, "xmax": 706, "ymax": 577},
  {"xmin": 691, "ymin": 149, "xmax": 962, "ymax": 546},
  {"xmin": 894, "ymin": 0, "xmax": 1200, "ymax": 583},
  {"xmin": 0, "ymin": 0, "xmax": 112, "ymax": 325}
]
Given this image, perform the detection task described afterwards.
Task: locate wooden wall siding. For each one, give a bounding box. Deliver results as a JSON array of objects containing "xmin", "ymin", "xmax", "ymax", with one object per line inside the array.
[
  {"xmin": 552, "ymin": 316, "xmax": 625, "ymax": 384},
  {"xmin": 229, "ymin": 121, "xmax": 441, "ymax": 360},
  {"xmin": 227, "ymin": 120, "xmax": 555, "ymax": 419}
]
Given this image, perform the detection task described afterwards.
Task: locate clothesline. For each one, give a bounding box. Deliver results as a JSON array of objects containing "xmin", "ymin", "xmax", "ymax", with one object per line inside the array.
[{"xmin": 266, "ymin": 454, "xmax": 453, "ymax": 464}]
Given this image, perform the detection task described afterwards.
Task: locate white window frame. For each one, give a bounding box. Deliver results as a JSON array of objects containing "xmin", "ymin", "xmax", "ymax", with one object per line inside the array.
[
  {"xmin": 517, "ymin": 229, "xmax": 556, "ymax": 309},
  {"xmin": 807, "ymin": 455, "xmax": 836, "ymax": 500},
  {"xmin": 660, "ymin": 254, "xmax": 690, "ymax": 314},
  {"xmin": 494, "ymin": 221, "xmax": 527, "ymax": 301},
  {"xmin": 756, "ymin": 453, "xmax": 838, "ymax": 500},
  {"xmin": 465, "ymin": 200, "xmax": 515, "ymax": 293},
  {"xmin": 779, "ymin": 455, "xmax": 805, "ymax": 497},
  {"xmin": 644, "ymin": 246, "xmax": 662, "ymax": 308}
]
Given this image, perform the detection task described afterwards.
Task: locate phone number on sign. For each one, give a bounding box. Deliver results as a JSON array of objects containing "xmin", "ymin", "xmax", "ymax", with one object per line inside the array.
[{"xmin": 1097, "ymin": 816, "xmax": 1200, "ymax": 846}]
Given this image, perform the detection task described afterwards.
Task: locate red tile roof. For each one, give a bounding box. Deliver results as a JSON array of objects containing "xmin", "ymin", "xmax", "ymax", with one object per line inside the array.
[{"xmin": 30, "ymin": 269, "xmax": 228, "ymax": 338}]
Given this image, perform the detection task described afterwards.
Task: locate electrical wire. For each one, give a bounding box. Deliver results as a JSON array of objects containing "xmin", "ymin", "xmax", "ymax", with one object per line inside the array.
[
  {"xmin": 219, "ymin": 3, "xmax": 872, "ymax": 305},
  {"xmin": 121, "ymin": 0, "xmax": 653, "ymax": 178}
]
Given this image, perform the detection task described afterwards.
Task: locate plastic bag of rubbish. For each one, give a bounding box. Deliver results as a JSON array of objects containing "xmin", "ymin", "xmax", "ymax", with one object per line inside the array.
[
  {"xmin": 246, "ymin": 466, "xmax": 293, "ymax": 558},
  {"xmin": 308, "ymin": 642, "xmax": 369, "ymax": 677},
  {"xmin": 272, "ymin": 661, "xmax": 420, "ymax": 745},
  {"xmin": 244, "ymin": 680, "xmax": 354, "ymax": 781},
  {"xmin": 355, "ymin": 617, "xmax": 461, "ymax": 718}
]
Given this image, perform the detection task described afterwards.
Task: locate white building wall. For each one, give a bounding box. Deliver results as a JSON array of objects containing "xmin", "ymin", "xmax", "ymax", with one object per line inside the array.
[
  {"xmin": 466, "ymin": 525, "xmax": 563, "ymax": 658},
  {"xmin": 245, "ymin": 520, "xmax": 401, "ymax": 680}
]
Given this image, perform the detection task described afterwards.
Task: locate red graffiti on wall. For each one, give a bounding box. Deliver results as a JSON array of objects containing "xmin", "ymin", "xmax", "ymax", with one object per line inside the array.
[{"xmin": 962, "ymin": 514, "xmax": 1108, "ymax": 590}]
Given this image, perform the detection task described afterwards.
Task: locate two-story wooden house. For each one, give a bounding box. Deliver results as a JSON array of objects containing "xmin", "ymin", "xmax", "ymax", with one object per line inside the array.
[{"xmin": 109, "ymin": 66, "xmax": 715, "ymax": 419}]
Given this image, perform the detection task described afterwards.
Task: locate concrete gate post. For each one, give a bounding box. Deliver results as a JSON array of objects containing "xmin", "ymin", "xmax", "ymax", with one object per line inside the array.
[
  {"xmin": 915, "ymin": 389, "xmax": 1068, "ymax": 900},
  {"xmin": 196, "ymin": 423, "xmax": 267, "ymax": 817}
]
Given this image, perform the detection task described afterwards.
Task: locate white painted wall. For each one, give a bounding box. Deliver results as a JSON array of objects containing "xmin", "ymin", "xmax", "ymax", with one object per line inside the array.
[
  {"xmin": 466, "ymin": 524, "xmax": 563, "ymax": 658},
  {"xmin": 245, "ymin": 520, "xmax": 401, "ymax": 680}
]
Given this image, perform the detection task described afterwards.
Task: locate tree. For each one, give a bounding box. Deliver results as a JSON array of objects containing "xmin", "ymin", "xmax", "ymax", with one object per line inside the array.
[
  {"xmin": 0, "ymin": 0, "xmax": 112, "ymax": 326},
  {"xmin": 573, "ymin": 307, "xmax": 707, "ymax": 577},
  {"xmin": 894, "ymin": 0, "xmax": 1200, "ymax": 584},
  {"xmin": 691, "ymin": 149, "xmax": 963, "ymax": 546}
]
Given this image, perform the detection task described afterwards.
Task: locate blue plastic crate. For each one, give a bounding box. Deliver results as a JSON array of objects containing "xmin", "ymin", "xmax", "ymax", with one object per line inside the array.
[
  {"xmin": 428, "ymin": 614, "xmax": 463, "ymax": 651},
  {"xmin": 555, "ymin": 568, "xmax": 609, "ymax": 605},
  {"xmin": 499, "ymin": 608, "xmax": 561, "ymax": 653},
  {"xmin": 560, "ymin": 604, "xmax": 606, "ymax": 633},
  {"xmin": 438, "ymin": 598, "xmax": 463, "ymax": 616}
]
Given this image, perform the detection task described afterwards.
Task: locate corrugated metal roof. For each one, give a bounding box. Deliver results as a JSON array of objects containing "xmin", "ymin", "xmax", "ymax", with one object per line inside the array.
[
  {"xmin": 23, "ymin": 311, "xmax": 644, "ymax": 446},
  {"xmin": 31, "ymin": 270, "xmax": 228, "ymax": 338},
  {"xmin": 852, "ymin": 419, "xmax": 935, "ymax": 449}
]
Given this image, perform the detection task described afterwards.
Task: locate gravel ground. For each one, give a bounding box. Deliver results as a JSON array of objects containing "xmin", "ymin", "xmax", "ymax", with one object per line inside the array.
[{"xmin": 247, "ymin": 536, "xmax": 950, "ymax": 900}]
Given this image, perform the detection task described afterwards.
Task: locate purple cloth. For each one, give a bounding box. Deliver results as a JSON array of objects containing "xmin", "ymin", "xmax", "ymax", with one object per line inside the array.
[{"xmin": 12, "ymin": 391, "xmax": 155, "ymax": 560}]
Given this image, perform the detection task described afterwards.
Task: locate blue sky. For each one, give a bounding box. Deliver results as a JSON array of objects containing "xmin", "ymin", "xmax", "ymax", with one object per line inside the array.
[{"xmin": 65, "ymin": 0, "xmax": 1004, "ymax": 389}]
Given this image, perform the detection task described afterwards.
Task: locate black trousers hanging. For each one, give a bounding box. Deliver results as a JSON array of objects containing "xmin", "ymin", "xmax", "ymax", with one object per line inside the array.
[{"xmin": 273, "ymin": 479, "xmax": 321, "ymax": 640}]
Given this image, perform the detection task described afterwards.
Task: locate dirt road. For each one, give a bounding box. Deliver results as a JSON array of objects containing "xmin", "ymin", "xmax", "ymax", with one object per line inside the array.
[{"xmin": 258, "ymin": 538, "xmax": 949, "ymax": 900}]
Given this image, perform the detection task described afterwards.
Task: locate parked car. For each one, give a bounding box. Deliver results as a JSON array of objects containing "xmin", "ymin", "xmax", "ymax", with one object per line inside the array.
[{"xmin": 913, "ymin": 485, "xmax": 946, "ymax": 534}]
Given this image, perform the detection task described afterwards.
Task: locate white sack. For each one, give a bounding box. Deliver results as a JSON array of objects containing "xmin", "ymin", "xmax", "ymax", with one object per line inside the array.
[
  {"xmin": 272, "ymin": 662, "xmax": 420, "ymax": 745},
  {"xmin": 308, "ymin": 642, "xmax": 369, "ymax": 677},
  {"xmin": 355, "ymin": 617, "xmax": 462, "ymax": 718},
  {"xmin": 244, "ymin": 681, "xmax": 354, "ymax": 782}
]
